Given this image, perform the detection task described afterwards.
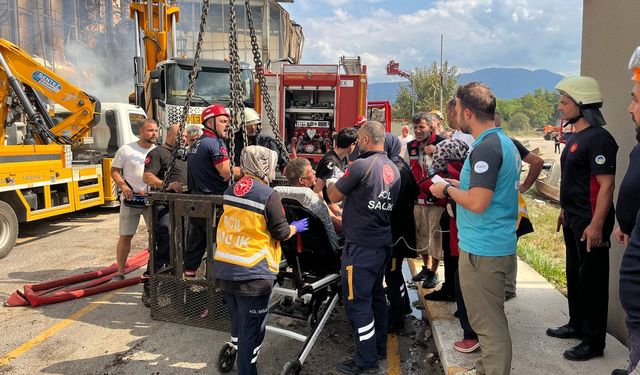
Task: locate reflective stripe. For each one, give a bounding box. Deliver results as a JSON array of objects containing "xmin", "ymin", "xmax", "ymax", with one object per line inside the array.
[
  {"xmin": 346, "ymin": 265, "xmax": 354, "ymax": 301},
  {"xmin": 399, "ymin": 285, "xmax": 404, "ymax": 291},
  {"xmin": 358, "ymin": 320, "xmax": 375, "ymax": 334},
  {"xmin": 251, "ymin": 356, "xmax": 258, "ymax": 364},
  {"xmin": 224, "ymin": 194, "xmax": 265, "ymax": 211},
  {"xmin": 231, "ymin": 336, "xmax": 238, "ymax": 342},
  {"xmin": 400, "ymin": 290, "xmax": 406, "ymax": 297},
  {"xmin": 359, "ymin": 329, "xmax": 375, "ymax": 341},
  {"xmin": 253, "ymin": 344, "xmax": 262, "ymax": 354},
  {"xmin": 214, "ymin": 247, "xmax": 279, "ymax": 271}
]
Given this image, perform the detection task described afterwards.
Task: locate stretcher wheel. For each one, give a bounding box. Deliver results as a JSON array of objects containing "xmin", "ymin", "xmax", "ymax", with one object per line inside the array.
[
  {"xmin": 281, "ymin": 359, "xmax": 302, "ymax": 375},
  {"xmin": 307, "ymin": 313, "xmax": 318, "ymax": 329},
  {"xmin": 217, "ymin": 343, "xmax": 237, "ymax": 373}
]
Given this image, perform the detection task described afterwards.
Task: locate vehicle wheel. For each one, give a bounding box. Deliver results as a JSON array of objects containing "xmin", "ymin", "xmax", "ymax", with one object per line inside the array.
[
  {"xmin": 281, "ymin": 359, "xmax": 302, "ymax": 375},
  {"xmin": 307, "ymin": 313, "xmax": 318, "ymax": 330},
  {"xmin": 0, "ymin": 200, "xmax": 18, "ymax": 260},
  {"xmin": 217, "ymin": 343, "xmax": 237, "ymax": 373},
  {"xmin": 543, "ymin": 133, "xmax": 551, "ymax": 140}
]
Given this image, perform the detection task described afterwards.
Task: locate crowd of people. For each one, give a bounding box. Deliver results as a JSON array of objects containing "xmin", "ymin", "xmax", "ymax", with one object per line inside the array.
[{"xmin": 107, "ymin": 48, "xmax": 640, "ymax": 375}]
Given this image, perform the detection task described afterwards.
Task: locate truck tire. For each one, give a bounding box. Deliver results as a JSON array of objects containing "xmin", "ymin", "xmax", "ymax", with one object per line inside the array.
[{"xmin": 0, "ymin": 200, "xmax": 18, "ymax": 259}]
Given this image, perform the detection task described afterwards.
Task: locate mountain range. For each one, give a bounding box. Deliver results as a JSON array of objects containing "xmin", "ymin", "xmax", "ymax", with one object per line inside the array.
[{"xmin": 368, "ymin": 67, "xmax": 564, "ymax": 102}]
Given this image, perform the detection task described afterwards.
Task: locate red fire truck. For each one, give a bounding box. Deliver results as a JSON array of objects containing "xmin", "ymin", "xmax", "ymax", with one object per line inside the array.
[{"xmin": 256, "ymin": 58, "xmax": 391, "ymax": 163}]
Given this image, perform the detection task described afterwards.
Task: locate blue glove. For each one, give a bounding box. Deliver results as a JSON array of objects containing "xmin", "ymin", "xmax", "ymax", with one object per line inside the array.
[{"xmin": 291, "ymin": 218, "xmax": 309, "ymax": 233}]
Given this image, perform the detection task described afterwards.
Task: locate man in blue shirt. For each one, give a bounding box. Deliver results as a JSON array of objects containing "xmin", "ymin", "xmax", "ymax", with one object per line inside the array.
[
  {"xmin": 431, "ymin": 82, "xmax": 520, "ymax": 375},
  {"xmin": 327, "ymin": 121, "xmax": 400, "ymax": 374}
]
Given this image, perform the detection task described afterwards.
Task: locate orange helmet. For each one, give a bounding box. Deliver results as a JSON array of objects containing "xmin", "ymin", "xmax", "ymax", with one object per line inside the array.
[
  {"xmin": 201, "ymin": 104, "xmax": 230, "ymax": 124},
  {"xmin": 629, "ymin": 47, "xmax": 640, "ymax": 81},
  {"xmin": 355, "ymin": 115, "xmax": 367, "ymax": 127}
]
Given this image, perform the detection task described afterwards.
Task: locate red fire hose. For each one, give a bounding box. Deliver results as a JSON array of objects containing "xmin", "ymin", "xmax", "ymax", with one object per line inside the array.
[{"xmin": 5, "ymin": 250, "xmax": 149, "ymax": 308}]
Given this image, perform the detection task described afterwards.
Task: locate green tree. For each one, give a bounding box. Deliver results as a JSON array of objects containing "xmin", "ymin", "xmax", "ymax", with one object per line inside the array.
[
  {"xmin": 507, "ymin": 112, "xmax": 531, "ymax": 131},
  {"xmin": 393, "ymin": 61, "xmax": 459, "ymax": 120},
  {"xmin": 496, "ymin": 89, "xmax": 560, "ymax": 129}
]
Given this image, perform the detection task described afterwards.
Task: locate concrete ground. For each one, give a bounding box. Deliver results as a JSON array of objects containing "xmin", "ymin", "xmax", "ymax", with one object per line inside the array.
[
  {"xmin": 416, "ymin": 257, "xmax": 629, "ymax": 375},
  {"xmin": 0, "ymin": 207, "xmax": 439, "ymax": 374}
]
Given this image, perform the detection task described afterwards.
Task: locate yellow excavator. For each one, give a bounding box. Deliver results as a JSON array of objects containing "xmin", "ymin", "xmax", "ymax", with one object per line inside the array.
[{"xmin": 0, "ymin": 39, "xmax": 146, "ymax": 259}]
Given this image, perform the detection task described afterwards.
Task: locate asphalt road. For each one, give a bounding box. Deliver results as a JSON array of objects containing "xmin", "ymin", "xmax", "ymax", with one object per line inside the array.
[{"xmin": 0, "ymin": 207, "xmax": 442, "ymax": 374}]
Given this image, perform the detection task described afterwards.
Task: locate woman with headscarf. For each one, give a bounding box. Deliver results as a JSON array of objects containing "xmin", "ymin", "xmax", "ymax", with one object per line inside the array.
[
  {"xmin": 384, "ymin": 133, "xmax": 419, "ymax": 332},
  {"xmin": 214, "ymin": 145, "xmax": 308, "ymax": 375}
]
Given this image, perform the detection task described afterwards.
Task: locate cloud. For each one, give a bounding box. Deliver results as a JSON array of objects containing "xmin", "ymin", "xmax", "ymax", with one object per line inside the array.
[{"xmin": 286, "ymin": 0, "xmax": 582, "ymax": 81}]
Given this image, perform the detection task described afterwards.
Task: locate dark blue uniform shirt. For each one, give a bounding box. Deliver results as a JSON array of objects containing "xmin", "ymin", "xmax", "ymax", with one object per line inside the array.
[
  {"xmin": 187, "ymin": 129, "xmax": 229, "ymax": 194},
  {"xmin": 335, "ymin": 150, "xmax": 400, "ymax": 247}
]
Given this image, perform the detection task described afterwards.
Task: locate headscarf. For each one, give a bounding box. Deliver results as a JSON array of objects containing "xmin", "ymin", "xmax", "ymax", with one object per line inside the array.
[
  {"xmin": 431, "ymin": 139, "xmax": 470, "ymax": 174},
  {"xmin": 384, "ymin": 133, "xmax": 402, "ymax": 162},
  {"xmin": 240, "ymin": 145, "xmax": 278, "ymax": 184}
]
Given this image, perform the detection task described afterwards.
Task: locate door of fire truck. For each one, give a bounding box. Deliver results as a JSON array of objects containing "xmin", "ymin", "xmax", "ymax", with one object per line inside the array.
[{"xmin": 367, "ymin": 101, "xmax": 392, "ymax": 132}]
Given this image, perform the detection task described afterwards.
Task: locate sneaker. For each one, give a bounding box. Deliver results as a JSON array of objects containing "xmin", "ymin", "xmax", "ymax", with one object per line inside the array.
[
  {"xmin": 505, "ymin": 291, "xmax": 517, "ymax": 301},
  {"xmin": 412, "ymin": 267, "xmax": 431, "ymax": 282},
  {"xmin": 184, "ymin": 269, "xmax": 197, "ymax": 278},
  {"xmin": 422, "ymin": 272, "xmax": 439, "ymax": 289},
  {"xmin": 453, "ymin": 338, "xmax": 480, "ymax": 353},
  {"xmin": 336, "ymin": 359, "xmax": 379, "ymax": 374},
  {"xmin": 425, "ymin": 289, "xmax": 455, "ymax": 302}
]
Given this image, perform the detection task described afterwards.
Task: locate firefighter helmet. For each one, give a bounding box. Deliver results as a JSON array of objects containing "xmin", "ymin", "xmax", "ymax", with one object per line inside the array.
[
  {"xmin": 239, "ymin": 108, "xmax": 261, "ymax": 125},
  {"xmin": 201, "ymin": 104, "xmax": 230, "ymax": 125},
  {"xmin": 555, "ymin": 76, "xmax": 603, "ymax": 106},
  {"xmin": 355, "ymin": 115, "xmax": 367, "ymax": 127}
]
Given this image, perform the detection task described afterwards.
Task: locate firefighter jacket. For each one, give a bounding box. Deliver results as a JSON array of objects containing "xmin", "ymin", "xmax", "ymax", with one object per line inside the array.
[
  {"xmin": 214, "ymin": 176, "xmax": 283, "ymax": 281},
  {"xmin": 406, "ymin": 132, "xmax": 444, "ymax": 204}
]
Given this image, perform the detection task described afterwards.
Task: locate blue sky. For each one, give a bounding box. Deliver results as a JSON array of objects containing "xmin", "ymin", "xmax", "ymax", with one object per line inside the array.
[{"xmin": 280, "ymin": 0, "xmax": 583, "ymax": 82}]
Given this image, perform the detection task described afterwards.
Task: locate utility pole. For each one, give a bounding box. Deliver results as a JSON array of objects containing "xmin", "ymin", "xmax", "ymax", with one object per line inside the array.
[{"xmin": 440, "ymin": 33, "xmax": 444, "ymax": 114}]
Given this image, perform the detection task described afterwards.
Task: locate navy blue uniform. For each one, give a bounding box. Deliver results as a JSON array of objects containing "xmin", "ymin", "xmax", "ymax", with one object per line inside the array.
[
  {"xmin": 618, "ymin": 144, "xmax": 640, "ymax": 373},
  {"xmin": 185, "ymin": 129, "xmax": 229, "ymax": 271},
  {"xmin": 335, "ymin": 150, "xmax": 400, "ymax": 369},
  {"xmin": 560, "ymin": 125, "xmax": 618, "ymax": 350}
]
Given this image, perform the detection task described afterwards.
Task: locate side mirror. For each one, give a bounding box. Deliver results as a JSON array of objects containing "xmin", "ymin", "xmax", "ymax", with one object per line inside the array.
[{"xmin": 151, "ymin": 81, "xmax": 161, "ymax": 101}]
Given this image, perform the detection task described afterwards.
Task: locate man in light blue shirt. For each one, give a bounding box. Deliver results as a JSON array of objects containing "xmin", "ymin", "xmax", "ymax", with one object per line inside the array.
[{"xmin": 431, "ymin": 82, "xmax": 520, "ymax": 375}]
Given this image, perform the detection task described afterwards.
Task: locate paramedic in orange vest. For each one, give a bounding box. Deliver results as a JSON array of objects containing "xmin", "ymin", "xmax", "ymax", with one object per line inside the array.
[{"xmin": 214, "ymin": 145, "xmax": 309, "ymax": 375}]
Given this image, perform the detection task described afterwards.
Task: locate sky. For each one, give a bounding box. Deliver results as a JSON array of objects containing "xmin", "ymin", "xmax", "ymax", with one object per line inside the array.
[{"xmin": 280, "ymin": 0, "xmax": 583, "ymax": 82}]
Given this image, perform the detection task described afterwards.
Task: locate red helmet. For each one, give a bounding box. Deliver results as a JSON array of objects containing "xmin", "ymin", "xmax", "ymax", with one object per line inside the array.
[
  {"xmin": 355, "ymin": 115, "xmax": 367, "ymax": 127},
  {"xmin": 201, "ymin": 104, "xmax": 230, "ymax": 125}
]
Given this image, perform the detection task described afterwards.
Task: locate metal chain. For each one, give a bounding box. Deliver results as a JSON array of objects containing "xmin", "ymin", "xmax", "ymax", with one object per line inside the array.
[
  {"xmin": 244, "ymin": 0, "xmax": 290, "ymax": 163},
  {"xmin": 162, "ymin": 0, "xmax": 210, "ymax": 192},
  {"xmin": 227, "ymin": 0, "xmax": 247, "ymax": 185}
]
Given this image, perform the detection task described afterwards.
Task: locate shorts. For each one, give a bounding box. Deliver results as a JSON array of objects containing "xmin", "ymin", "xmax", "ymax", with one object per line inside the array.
[
  {"xmin": 413, "ymin": 205, "xmax": 445, "ymax": 259},
  {"xmin": 119, "ymin": 202, "xmax": 152, "ymax": 236}
]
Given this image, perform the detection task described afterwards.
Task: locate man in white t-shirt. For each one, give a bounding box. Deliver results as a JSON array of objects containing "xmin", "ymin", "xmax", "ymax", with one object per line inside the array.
[
  {"xmin": 447, "ymin": 98, "xmax": 475, "ymax": 148},
  {"xmin": 398, "ymin": 125, "xmax": 415, "ymax": 159},
  {"xmin": 110, "ymin": 119, "xmax": 158, "ymax": 279}
]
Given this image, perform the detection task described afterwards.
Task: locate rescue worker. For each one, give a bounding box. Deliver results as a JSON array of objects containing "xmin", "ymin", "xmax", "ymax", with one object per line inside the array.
[
  {"xmin": 214, "ymin": 145, "xmax": 309, "ymax": 375},
  {"xmin": 546, "ymin": 76, "xmax": 618, "ymax": 361},
  {"xmin": 408, "ymin": 112, "xmax": 446, "ymax": 289},
  {"xmin": 141, "ymin": 124, "xmax": 188, "ymax": 307},
  {"xmin": 110, "ymin": 119, "xmax": 158, "ymax": 280},
  {"xmin": 384, "ymin": 133, "xmax": 418, "ymax": 333},
  {"xmin": 327, "ymin": 121, "xmax": 400, "ymax": 374},
  {"xmin": 611, "ymin": 48, "xmax": 640, "ymax": 375},
  {"xmin": 185, "ymin": 104, "xmax": 235, "ymax": 277},
  {"xmin": 232, "ymin": 107, "xmax": 284, "ymax": 169}
]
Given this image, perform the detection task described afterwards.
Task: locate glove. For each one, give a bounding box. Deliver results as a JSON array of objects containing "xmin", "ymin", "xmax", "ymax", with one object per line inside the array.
[
  {"xmin": 326, "ymin": 177, "xmax": 339, "ymax": 188},
  {"xmin": 291, "ymin": 218, "xmax": 309, "ymax": 233}
]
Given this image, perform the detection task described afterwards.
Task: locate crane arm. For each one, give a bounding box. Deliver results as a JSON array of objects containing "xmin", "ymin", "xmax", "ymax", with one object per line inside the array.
[{"xmin": 0, "ymin": 38, "xmax": 100, "ymax": 145}]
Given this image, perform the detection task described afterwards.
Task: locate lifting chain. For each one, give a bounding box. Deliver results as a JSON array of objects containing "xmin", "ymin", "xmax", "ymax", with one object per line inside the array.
[
  {"xmin": 227, "ymin": 0, "xmax": 247, "ymax": 184},
  {"xmin": 162, "ymin": 0, "xmax": 210, "ymax": 192},
  {"xmin": 244, "ymin": 0, "xmax": 290, "ymax": 163}
]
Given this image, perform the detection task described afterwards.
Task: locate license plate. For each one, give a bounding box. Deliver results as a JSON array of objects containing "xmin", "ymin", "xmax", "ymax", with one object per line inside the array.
[{"xmin": 296, "ymin": 120, "xmax": 330, "ymax": 128}]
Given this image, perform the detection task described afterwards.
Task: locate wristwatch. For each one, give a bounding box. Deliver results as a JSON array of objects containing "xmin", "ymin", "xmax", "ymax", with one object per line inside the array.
[{"xmin": 443, "ymin": 183, "xmax": 453, "ymax": 198}]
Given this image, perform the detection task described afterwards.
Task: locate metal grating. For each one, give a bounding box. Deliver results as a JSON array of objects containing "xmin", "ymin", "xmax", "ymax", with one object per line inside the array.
[{"xmin": 150, "ymin": 273, "xmax": 230, "ymax": 331}]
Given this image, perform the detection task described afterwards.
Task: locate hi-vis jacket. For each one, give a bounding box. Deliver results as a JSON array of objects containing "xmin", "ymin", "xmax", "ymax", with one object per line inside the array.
[{"xmin": 214, "ymin": 176, "xmax": 282, "ymax": 281}]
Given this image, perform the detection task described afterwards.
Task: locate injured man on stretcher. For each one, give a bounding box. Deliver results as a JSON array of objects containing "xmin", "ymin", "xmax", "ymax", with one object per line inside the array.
[{"xmin": 275, "ymin": 158, "xmax": 342, "ymax": 251}]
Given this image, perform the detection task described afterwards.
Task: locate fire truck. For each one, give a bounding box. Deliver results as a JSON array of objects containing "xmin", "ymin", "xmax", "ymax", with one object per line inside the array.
[{"xmin": 255, "ymin": 57, "xmax": 391, "ymax": 164}]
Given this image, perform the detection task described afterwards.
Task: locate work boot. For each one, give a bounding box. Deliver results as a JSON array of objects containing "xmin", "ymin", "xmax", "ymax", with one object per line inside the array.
[
  {"xmin": 412, "ymin": 267, "xmax": 431, "ymax": 282},
  {"xmin": 563, "ymin": 342, "xmax": 604, "ymax": 361},
  {"xmin": 141, "ymin": 284, "xmax": 151, "ymax": 308},
  {"xmin": 336, "ymin": 358, "xmax": 379, "ymax": 374},
  {"xmin": 422, "ymin": 271, "xmax": 439, "ymax": 289},
  {"xmin": 546, "ymin": 324, "xmax": 581, "ymax": 339}
]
